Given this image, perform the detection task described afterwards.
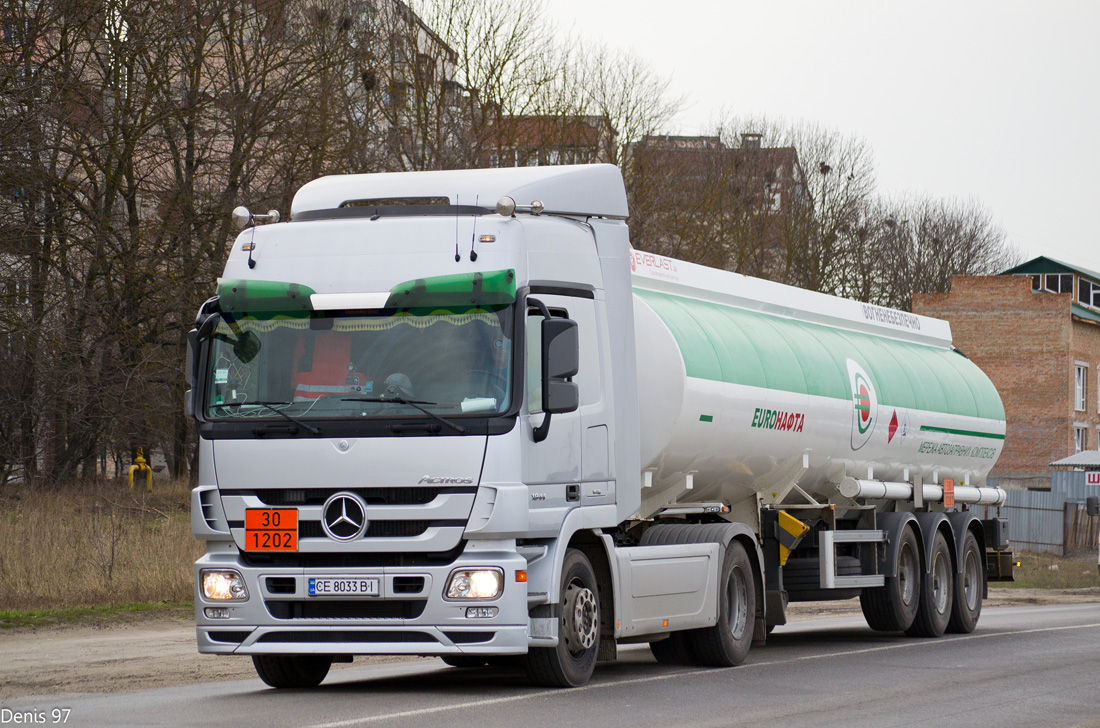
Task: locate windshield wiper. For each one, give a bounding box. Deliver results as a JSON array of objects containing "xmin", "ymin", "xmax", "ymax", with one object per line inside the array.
[
  {"xmin": 342, "ymin": 396, "xmax": 467, "ymax": 434},
  {"xmin": 225, "ymin": 401, "xmax": 323, "ymax": 437}
]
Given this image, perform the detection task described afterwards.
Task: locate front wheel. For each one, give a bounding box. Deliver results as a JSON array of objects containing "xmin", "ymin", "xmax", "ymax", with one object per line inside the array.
[
  {"xmin": 524, "ymin": 549, "xmax": 600, "ymax": 687},
  {"xmin": 252, "ymin": 655, "xmax": 332, "ymax": 689},
  {"xmin": 686, "ymin": 540, "xmax": 755, "ymax": 667}
]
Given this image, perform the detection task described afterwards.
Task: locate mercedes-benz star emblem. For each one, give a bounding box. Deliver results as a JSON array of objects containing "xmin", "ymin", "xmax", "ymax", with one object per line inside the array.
[{"xmin": 321, "ymin": 492, "xmax": 369, "ymax": 541}]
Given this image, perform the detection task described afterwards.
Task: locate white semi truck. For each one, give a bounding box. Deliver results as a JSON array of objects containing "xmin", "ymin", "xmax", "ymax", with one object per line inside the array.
[{"xmin": 188, "ymin": 164, "xmax": 1012, "ymax": 688}]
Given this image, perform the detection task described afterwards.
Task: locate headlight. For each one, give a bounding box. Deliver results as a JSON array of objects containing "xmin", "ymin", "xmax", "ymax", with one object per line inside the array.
[
  {"xmin": 201, "ymin": 569, "xmax": 249, "ymax": 601},
  {"xmin": 445, "ymin": 568, "xmax": 503, "ymax": 600}
]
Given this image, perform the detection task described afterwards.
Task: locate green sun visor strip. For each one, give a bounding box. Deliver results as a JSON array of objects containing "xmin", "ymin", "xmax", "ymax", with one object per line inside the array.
[
  {"xmin": 636, "ymin": 289, "xmax": 1005, "ymax": 422},
  {"xmin": 217, "ymin": 278, "xmax": 316, "ymax": 316},
  {"xmin": 385, "ymin": 269, "xmax": 516, "ymax": 309}
]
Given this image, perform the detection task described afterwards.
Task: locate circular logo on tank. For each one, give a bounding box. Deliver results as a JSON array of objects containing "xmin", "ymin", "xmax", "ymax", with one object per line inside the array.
[{"xmin": 846, "ymin": 358, "xmax": 878, "ymax": 451}]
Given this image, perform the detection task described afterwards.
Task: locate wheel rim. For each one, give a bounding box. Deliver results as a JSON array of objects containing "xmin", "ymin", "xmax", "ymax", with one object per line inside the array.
[
  {"xmin": 563, "ymin": 580, "xmax": 598, "ymax": 654},
  {"xmin": 727, "ymin": 565, "xmax": 749, "ymax": 639},
  {"xmin": 963, "ymin": 548, "xmax": 980, "ymax": 611},
  {"xmin": 932, "ymin": 550, "xmax": 950, "ymax": 614},
  {"xmin": 898, "ymin": 542, "xmax": 917, "ymax": 606}
]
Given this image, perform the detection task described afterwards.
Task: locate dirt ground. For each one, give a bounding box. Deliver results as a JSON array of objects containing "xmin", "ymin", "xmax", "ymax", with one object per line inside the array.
[{"xmin": 2, "ymin": 588, "xmax": 1096, "ymax": 701}]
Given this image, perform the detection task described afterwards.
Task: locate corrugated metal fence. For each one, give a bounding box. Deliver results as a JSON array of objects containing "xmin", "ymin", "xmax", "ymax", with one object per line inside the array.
[{"xmin": 977, "ymin": 472, "xmax": 1100, "ymax": 555}]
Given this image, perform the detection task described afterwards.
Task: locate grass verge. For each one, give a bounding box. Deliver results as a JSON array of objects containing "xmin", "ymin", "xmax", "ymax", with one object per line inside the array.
[
  {"xmin": 0, "ymin": 477, "xmax": 204, "ymax": 613},
  {"xmin": 0, "ymin": 600, "xmax": 194, "ymax": 629},
  {"xmin": 1002, "ymin": 549, "xmax": 1098, "ymax": 590}
]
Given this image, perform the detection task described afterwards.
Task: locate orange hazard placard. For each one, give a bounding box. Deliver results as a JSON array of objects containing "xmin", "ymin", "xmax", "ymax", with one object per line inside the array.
[
  {"xmin": 943, "ymin": 478, "xmax": 955, "ymax": 508},
  {"xmin": 244, "ymin": 508, "xmax": 298, "ymax": 551}
]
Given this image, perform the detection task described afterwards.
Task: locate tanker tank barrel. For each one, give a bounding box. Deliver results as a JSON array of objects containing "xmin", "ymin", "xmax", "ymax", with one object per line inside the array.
[{"xmin": 837, "ymin": 477, "xmax": 1006, "ymax": 507}]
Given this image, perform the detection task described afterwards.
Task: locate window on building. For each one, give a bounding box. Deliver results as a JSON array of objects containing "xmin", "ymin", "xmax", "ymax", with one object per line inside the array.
[
  {"xmin": 1076, "ymin": 364, "xmax": 1088, "ymax": 411},
  {"xmin": 1075, "ymin": 426, "xmax": 1088, "ymax": 453},
  {"xmin": 1079, "ymin": 278, "xmax": 1100, "ymax": 308},
  {"xmin": 1044, "ymin": 273, "xmax": 1073, "ymax": 294}
]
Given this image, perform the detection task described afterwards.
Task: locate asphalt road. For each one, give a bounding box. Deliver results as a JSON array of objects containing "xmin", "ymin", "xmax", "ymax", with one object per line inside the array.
[{"xmin": 5, "ymin": 604, "xmax": 1100, "ymax": 728}]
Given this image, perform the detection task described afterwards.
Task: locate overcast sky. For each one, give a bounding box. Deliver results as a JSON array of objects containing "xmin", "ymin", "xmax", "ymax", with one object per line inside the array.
[{"xmin": 544, "ymin": 0, "xmax": 1100, "ymax": 273}]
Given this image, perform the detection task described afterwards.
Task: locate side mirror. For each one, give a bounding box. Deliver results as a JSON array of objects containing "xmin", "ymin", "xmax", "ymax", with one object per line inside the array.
[
  {"xmin": 1087, "ymin": 495, "xmax": 1099, "ymax": 518},
  {"xmin": 542, "ymin": 317, "xmax": 578, "ymax": 415}
]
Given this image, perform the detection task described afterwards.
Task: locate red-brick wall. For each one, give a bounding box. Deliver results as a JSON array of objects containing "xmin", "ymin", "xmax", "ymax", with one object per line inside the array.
[{"xmin": 912, "ymin": 275, "xmax": 1100, "ymax": 478}]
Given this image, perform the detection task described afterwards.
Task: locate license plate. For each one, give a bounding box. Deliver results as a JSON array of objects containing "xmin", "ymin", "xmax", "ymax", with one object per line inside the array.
[
  {"xmin": 244, "ymin": 508, "xmax": 298, "ymax": 552},
  {"xmin": 308, "ymin": 577, "xmax": 380, "ymax": 597}
]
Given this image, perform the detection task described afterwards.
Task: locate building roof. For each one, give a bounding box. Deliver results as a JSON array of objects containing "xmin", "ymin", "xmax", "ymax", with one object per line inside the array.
[
  {"xmin": 1001, "ymin": 255, "xmax": 1100, "ymax": 283},
  {"xmin": 1051, "ymin": 450, "xmax": 1100, "ymax": 469}
]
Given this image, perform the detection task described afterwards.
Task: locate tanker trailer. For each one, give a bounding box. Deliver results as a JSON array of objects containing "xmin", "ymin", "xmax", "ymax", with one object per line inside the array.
[
  {"xmin": 189, "ymin": 164, "xmax": 1011, "ymax": 689},
  {"xmin": 627, "ymin": 249, "xmax": 1011, "ymax": 655}
]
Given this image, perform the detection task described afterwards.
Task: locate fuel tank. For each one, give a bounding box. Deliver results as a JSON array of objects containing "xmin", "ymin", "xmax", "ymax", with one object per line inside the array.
[{"xmin": 630, "ymin": 252, "xmax": 1004, "ymax": 518}]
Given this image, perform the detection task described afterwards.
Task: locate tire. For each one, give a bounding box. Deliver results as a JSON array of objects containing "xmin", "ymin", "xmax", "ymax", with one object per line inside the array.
[
  {"xmin": 524, "ymin": 549, "xmax": 600, "ymax": 687},
  {"xmin": 907, "ymin": 530, "xmax": 954, "ymax": 637},
  {"xmin": 860, "ymin": 525, "xmax": 920, "ymax": 632},
  {"xmin": 784, "ymin": 555, "xmax": 862, "ymax": 601},
  {"xmin": 686, "ymin": 540, "xmax": 755, "ymax": 667},
  {"xmin": 441, "ymin": 655, "xmax": 488, "ymax": 668},
  {"xmin": 947, "ymin": 530, "xmax": 983, "ymax": 634},
  {"xmin": 649, "ymin": 632, "xmax": 696, "ymax": 665},
  {"xmin": 252, "ymin": 655, "xmax": 332, "ymax": 689}
]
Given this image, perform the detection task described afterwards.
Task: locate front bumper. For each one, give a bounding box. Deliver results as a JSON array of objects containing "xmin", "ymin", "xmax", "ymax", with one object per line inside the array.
[{"xmin": 195, "ymin": 543, "xmax": 529, "ymax": 656}]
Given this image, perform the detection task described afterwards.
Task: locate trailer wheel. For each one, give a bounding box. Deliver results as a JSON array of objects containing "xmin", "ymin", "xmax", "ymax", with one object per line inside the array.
[
  {"xmin": 686, "ymin": 540, "xmax": 754, "ymax": 667},
  {"xmin": 649, "ymin": 632, "xmax": 695, "ymax": 665},
  {"xmin": 947, "ymin": 530, "xmax": 983, "ymax": 634},
  {"xmin": 441, "ymin": 655, "xmax": 488, "ymax": 668},
  {"xmin": 251, "ymin": 655, "xmax": 332, "ymax": 689},
  {"xmin": 906, "ymin": 530, "xmax": 954, "ymax": 637},
  {"xmin": 860, "ymin": 524, "xmax": 920, "ymax": 632},
  {"xmin": 524, "ymin": 548, "xmax": 599, "ymax": 687}
]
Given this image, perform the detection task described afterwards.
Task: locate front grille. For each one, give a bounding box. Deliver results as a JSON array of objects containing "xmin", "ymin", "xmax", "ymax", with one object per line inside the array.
[
  {"xmin": 230, "ymin": 520, "xmax": 465, "ymax": 539},
  {"xmin": 224, "ymin": 486, "xmax": 476, "ymax": 506},
  {"xmin": 265, "ymin": 599, "xmax": 427, "ymax": 620},
  {"xmin": 257, "ymin": 631, "xmax": 436, "ymax": 643}
]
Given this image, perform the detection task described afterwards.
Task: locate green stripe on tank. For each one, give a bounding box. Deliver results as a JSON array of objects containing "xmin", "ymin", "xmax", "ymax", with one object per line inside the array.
[
  {"xmin": 635, "ymin": 289, "xmax": 1005, "ymax": 422},
  {"xmin": 699, "ymin": 414, "xmax": 714, "ymax": 422},
  {"xmin": 919, "ymin": 425, "xmax": 1005, "ymax": 440}
]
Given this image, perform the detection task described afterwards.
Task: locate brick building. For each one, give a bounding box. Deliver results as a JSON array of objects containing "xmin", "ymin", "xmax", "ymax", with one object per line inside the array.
[{"xmin": 913, "ymin": 257, "xmax": 1100, "ymax": 489}]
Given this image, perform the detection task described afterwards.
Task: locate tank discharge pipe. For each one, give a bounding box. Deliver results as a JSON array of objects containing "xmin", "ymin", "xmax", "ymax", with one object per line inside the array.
[{"xmin": 837, "ymin": 477, "xmax": 1006, "ymax": 506}]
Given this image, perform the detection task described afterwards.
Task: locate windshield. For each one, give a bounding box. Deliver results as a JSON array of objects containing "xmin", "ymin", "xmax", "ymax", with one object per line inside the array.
[{"xmin": 203, "ymin": 305, "xmax": 514, "ymax": 421}]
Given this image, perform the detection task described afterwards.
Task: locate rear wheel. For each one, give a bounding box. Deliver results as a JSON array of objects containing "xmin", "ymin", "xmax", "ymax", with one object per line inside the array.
[
  {"xmin": 860, "ymin": 525, "xmax": 920, "ymax": 632},
  {"xmin": 907, "ymin": 530, "xmax": 954, "ymax": 637},
  {"xmin": 524, "ymin": 549, "xmax": 600, "ymax": 687},
  {"xmin": 252, "ymin": 655, "xmax": 332, "ymax": 689},
  {"xmin": 686, "ymin": 540, "xmax": 755, "ymax": 667},
  {"xmin": 947, "ymin": 530, "xmax": 983, "ymax": 634}
]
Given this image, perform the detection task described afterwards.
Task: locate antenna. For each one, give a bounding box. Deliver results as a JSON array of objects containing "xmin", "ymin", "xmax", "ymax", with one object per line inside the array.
[
  {"xmin": 469, "ymin": 195, "xmax": 479, "ymax": 261},
  {"xmin": 454, "ymin": 201, "xmax": 461, "ymax": 262}
]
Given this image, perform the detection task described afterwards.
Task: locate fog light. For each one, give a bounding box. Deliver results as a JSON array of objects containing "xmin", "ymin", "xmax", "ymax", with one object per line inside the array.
[
  {"xmin": 466, "ymin": 607, "xmax": 498, "ymax": 618},
  {"xmin": 205, "ymin": 607, "xmax": 230, "ymax": 619},
  {"xmin": 201, "ymin": 569, "xmax": 248, "ymax": 601},
  {"xmin": 445, "ymin": 568, "xmax": 503, "ymax": 600}
]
